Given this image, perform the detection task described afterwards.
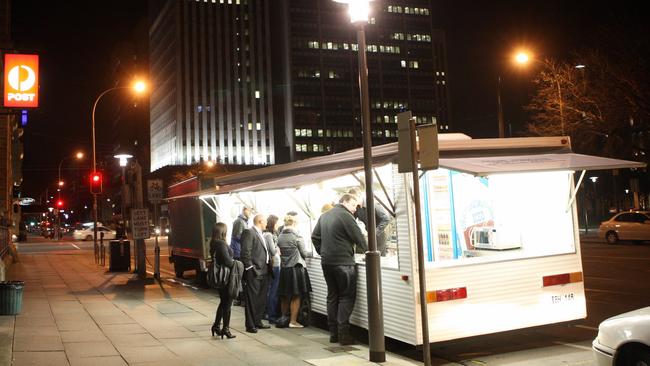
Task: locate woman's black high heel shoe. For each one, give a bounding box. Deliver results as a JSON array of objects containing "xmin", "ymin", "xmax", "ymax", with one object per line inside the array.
[
  {"xmin": 221, "ymin": 328, "xmax": 236, "ymax": 339},
  {"xmin": 211, "ymin": 324, "xmax": 222, "ymax": 337}
]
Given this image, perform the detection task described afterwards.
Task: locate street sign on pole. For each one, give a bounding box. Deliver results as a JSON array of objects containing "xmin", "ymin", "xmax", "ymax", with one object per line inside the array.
[
  {"xmin": 131, "ymin": 208, "xmax": 150, "ymax": 240},
  {"xmin": 147, "ymin": 179, "xmax": 163, "ymax": 203}
]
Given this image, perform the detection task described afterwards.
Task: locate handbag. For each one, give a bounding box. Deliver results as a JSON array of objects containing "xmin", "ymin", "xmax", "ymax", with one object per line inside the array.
[{"xmin": 211, "ymin": 260, "xmax": 231, "ymax": 289}]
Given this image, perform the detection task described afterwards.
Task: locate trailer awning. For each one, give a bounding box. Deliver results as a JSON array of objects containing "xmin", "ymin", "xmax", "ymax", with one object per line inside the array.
[{"xmin": 439, "ymin": 153, "xmax": 645, "ymax": 176}]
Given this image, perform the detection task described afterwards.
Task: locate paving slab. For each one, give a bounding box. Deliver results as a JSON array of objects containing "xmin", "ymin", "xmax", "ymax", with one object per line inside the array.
[
  {"xmin": 60, "ymin": 329, "xmax": 109, "ymax": 343},
  {"xmin": 64, "ymin": 341, "xmax": 120, "ymax": 358},
  {"xmin": 118, "ymin": 345, "xmax": 184, "ymax": 364},
  {"xmin": 13, "ymin": 334, "xmax": 64, "ymax": 351},
  {"xmin": 0, "ymin": 316, "xmax": 15, "ymax": 366},
  {"xmin": 68, "ymin": 356, "xmax": 128, "ymax": 366},
  {"xmin": 11, "ymin": 351, "xmax": 70, "ymax": 366}
]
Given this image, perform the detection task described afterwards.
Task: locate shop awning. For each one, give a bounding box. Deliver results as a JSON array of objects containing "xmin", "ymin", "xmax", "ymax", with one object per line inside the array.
[{"xmin": 439, "ymin": 153, "xmax": 646, "ymax": 176}]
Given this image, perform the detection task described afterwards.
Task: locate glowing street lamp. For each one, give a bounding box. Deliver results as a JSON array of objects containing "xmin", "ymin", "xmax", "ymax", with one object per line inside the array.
[
  {"xmin": 332, "ymin": 0, "xmax": 386, "ymax": 363},
  {"xmin": 56, "ymin": 151, "xmax": 84, "ymax": 240},
  {"xmin": 514, "ymin": 51, "xmax": 530, "ymax": 65},
  {"xmin": 512, "ymin": 50, "xmax": 566, "ymax": 135}
]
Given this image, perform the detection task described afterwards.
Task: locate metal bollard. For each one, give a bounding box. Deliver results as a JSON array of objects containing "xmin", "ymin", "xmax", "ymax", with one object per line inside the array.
[
  {"xmin": 100, "ymin": 232, "xmax": 105, "ymax": 266},
  {"xmin": 154, "ymin": 233, "xmax": 160, "ymax": 280}
]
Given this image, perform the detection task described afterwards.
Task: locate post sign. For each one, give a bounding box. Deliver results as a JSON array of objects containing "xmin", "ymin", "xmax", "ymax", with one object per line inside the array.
[
  {"xmin": 4, "ymin": 54, "xmax": 39, "ymax": 108},
  {"xmin": 147, "ymin": 179, "xmax": 163, "ymax": 203},
  {"xmin": 131, "ymin": 208, "xmax": 150, "ymax": 240}
]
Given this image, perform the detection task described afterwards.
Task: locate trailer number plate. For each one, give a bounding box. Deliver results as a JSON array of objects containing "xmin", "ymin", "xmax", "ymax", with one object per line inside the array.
[{"xmin": 551, "ymin": 293, "xmax": 575, "ymax": 304}]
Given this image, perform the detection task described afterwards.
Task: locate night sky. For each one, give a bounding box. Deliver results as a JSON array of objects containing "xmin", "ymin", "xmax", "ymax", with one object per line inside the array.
[{"xmin": 9, "ymin": 0, "xmax": 646, "ymax": 200}]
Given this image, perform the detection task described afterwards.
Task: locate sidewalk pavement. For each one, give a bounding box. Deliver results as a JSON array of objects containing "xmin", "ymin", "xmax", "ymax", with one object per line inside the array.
[{"xmin": 0, "ymin": 249, "xmax": 430, "ymax": 366}]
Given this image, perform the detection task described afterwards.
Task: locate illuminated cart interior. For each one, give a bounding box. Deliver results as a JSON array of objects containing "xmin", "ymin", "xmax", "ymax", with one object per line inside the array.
[{"xmin": 170, "ymin": 135, "xmax": 644, "ymax": 345}]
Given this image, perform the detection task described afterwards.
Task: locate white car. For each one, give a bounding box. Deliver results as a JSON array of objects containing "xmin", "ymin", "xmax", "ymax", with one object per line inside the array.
[
  {"xmin": 593, "ymin": 307, "xmax": 650, "ymax": 366},
  {"xmin": 598, "ymin": 211, "xmax": 650, "ymax": 244},
  {"xmin": 73, "ymin": 226, "xmax": 117, "ymax": 241}
]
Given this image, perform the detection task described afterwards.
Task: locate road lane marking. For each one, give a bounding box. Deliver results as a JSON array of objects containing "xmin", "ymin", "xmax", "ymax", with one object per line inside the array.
[
  {"xmin": 553, "ymin": 341, "xmax": 593, "ymax": 351},
  {"xmin": 573, "ymin": 325, "xmax": 598, "ymax": 331},
  {"xmin": 71, "ymin": 244, "xmax": 81, "ymax": 250}
]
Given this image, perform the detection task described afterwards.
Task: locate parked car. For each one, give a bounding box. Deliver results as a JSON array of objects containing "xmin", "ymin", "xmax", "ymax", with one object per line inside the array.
[
  {"xmin": 598, "ymin": 211, "xmax": 650, "ymax": 244},
  {"xmin": 593, "ymin": 306, "xmax": 650, "ymax": 366},
  {"xmin": 73, "ymin": 226, "xmax": 117, "ymax": 241}
]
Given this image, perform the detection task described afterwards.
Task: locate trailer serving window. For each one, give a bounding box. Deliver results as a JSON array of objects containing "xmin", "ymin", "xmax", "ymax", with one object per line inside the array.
[
  {"xmin": 204, "ymin": 163, "xmax": 401, "ymax": 269},
  {"xmin": 420, "ymin": 153, "xmax": 645, "ymax": 266},
  {"xmin": 420, "ymin": 168, "xmax": 576, "ymax": 265}
]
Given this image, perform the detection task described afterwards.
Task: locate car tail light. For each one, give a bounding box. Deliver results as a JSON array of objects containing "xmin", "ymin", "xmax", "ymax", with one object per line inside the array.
[
  {"xmin": 543, "ymin": 272, "xmax": 583, "ymax": 287},
  {"xmin": 426, "ymin": 287, "xmax": 467, "ymax": 303}
]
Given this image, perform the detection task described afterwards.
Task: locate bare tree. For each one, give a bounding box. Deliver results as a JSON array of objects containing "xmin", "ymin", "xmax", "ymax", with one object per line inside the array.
[{"xmin": 525, "ymin": 50, "xmax": 650, "ymax": 159}]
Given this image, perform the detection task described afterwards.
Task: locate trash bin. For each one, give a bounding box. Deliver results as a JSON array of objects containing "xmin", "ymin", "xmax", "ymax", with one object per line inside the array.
[
  {"xmin": 109, "ymin": 240, "xmax": 131, "ymax": 272},
  {"xmin": 0, "ymin": 281, "xmax": 25, "ymax": 315}
]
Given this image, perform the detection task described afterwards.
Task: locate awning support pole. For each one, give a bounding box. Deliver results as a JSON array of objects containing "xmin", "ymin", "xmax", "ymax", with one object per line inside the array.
[
  {"xmin": 373, "ymin": 167, "xmax": 396, "ymax": 213},
  {"xmin": 199, "ymin": 197, "xmax": 219, "ymax": 215},
  {"xmin": 567, "ymin": 170, "xmax": 586, "ymax": 213},
  {"xmin": 352, "ymin": 173, "xmax": 395, "ymax": 217}
]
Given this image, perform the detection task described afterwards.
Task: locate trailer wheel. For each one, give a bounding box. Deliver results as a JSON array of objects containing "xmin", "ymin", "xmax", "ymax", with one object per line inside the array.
[
  {"xmin": 195, "ymin": 264, "xmax": 208, "ymax": 287},
  {"xmin": 174, "ymin": 265, "xmax": 184, "ymax": 279},
  {"xmin": 605, "ymin": 231, "xmax": 618, "ymax": 244}
]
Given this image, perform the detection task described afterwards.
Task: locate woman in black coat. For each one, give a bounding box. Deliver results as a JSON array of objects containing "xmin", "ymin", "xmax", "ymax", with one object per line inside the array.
[{"xmin": 210, "ymin": 222, "xmax": 236, "ymax": 339}]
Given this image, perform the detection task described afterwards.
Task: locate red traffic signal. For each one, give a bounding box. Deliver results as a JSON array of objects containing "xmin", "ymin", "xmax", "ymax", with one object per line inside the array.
[
  {"xmin": 90, "ymin": 172, "xmax": 103, "ymax": 194},
  {"xmin": 56, "ymin": 200, "xmax": 64, "ymax": 208}
]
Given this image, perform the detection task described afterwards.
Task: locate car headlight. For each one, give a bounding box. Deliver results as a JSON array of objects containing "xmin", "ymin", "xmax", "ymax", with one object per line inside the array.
[
  {"xmin": 165, "ymin": 229, "xmax": 170, "ymax": 234},
  {"xmin": 155, "ymin": 229, "xmax": 161, "ymax": 234}
]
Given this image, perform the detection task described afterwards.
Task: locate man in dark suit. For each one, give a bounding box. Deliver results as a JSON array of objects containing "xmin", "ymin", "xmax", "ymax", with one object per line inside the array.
[{"xmin": 240, "ymin": 214, "xmax": 271, "ymax": 333}]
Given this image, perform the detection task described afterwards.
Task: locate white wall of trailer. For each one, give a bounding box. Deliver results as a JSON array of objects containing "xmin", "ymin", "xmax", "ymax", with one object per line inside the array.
[
  {"xmin": 306, "ymin": 164, "xmax": 419, "ymax": 345},
  {"xmin": 405, "ymin": 170, "xmax": 586, "ymax": 344}
]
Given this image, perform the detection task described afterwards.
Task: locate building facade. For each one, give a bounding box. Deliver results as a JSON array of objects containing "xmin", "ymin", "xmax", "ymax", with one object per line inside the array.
[
  {"xmin": 149, "ymin": 0, "xmax": 450, "ymax": 170},
  {"xmin": 272, "ymin": 0, "xmax": 450, "ymax": 161},
  {"xmin": 150, "ymin": 0, "xmax": 276, "ymax": 171}
]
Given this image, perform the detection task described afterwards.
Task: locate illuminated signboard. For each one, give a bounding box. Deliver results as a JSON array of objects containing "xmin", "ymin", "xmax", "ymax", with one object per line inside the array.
[{"xmin": 3, "ymin": 54, "xmax": 39, "ymax": 108}]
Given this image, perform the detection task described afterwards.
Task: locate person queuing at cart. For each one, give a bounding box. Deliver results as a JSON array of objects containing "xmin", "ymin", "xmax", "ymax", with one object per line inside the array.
[
  {"xmin": 231, "ymin": 207, "xmax": 251, "ymax": 259},
  {"xmin": 263, "ymin": 214, "xmax": 281, "ymax": 324},
  {"xmin": 276, "ymin": 214, "xmax": 312, "ymax": 328},
  {"xmin": 348, "ymin": 188, "xmax": 392, "ymax": 256},
  {"xmin": 240, "ymin": 214, "xmax": 276, "ymax": 333},
  {"xmin": 231, "ymin": 207, "xmax": 251, "ymax": 306},
  {"xmin": 209, "ymin": 222, "xmax": 237, "ymax": 339},
  {"xmin": 311, "ymin": 193, "xmax": 368, "ymax": 345}
]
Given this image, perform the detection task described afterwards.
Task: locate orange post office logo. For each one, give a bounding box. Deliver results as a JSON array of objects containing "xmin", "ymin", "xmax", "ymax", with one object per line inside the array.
[{"xmin": 4, "ymin": 54, "xmax": 39, "ymax": 108}]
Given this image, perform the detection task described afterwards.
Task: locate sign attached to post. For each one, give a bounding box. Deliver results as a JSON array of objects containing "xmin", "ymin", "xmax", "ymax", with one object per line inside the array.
[
  {"xmin": 147, "ymin": 179, "xmax": 163, "ymax": 203},
  {"xmin": 417, "ymin": 121, "xmax": 439, "ymax": 171},
  {"xmin": 397, "ymin": 110, "xmax": 439, "ymax": 173},
  {"xmin": 4, "ymin": 54, "xmax": 39, "ymax": 108},
  {"xmin": 131, "ymin": 208, "xmax": 150, "ymax": 240},
  {"xmin": 397, "ymin": 111, "xmax": 414, "ymax": 173}
]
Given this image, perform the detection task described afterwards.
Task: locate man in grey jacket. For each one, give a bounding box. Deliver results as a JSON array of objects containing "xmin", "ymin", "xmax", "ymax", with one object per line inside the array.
[{"xmin": 311, "ymin": 193, "xmax": 368, "ymax": 345}]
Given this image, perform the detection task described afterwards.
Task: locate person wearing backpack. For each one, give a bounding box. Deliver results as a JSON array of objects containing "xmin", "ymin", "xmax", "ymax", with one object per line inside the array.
[
  {"xmin": 277, "ymin": 215, "xmax": 313, "ymax": 328},
  {"xmin": 210, "ymin": 222, "xmax": 236, "ymax": 339}
]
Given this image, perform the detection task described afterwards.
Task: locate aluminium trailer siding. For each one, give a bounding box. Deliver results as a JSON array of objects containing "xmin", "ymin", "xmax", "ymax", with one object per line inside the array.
[{"xmin": 305, "ymin": 164, "xmax": 418, "ymax": 345}]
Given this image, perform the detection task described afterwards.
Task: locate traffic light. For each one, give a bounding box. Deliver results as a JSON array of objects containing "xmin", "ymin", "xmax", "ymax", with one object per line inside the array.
[
  {"xmin": 56, "ymin": 199, "xmax": 64, "ymax": 208},
  {"xmin": 90, "ymin": 172, "xmax": 103, "ymax": 194}
]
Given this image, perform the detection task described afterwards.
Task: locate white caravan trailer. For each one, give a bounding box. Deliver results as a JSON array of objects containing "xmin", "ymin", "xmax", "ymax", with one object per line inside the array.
[{"xmin": 168, "ymin": 135, "xmax": 644, "ymax": 345}]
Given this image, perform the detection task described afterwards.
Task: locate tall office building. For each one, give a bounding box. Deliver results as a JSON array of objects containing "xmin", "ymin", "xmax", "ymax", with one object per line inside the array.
[
  {"xmin": 272, "ymin": 0, "xmax": 450, "ymax": 161},
  {"xmin": 150, "ymin": 0, "xmax": 276, "ymax": 172},
  {"xmin": 149, "ymin": 0, "xmax": 450, "ymax": 170}
]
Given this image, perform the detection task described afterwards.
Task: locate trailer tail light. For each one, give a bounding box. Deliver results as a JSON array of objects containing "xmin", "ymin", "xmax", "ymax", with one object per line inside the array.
[
  {"xmin": 426, "ymin": 287, "xmax": 467, "ymax": 303},
  {"xmin": 543, "ymin": 272, "xmax": 583, "ymax": 287}
]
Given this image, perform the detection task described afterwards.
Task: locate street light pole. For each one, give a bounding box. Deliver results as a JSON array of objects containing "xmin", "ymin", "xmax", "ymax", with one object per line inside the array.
[
  {"xmin": 90, "ymin": 82, "xmax": 146, "ymax": 262},
  {"xmin": 91, "ymin": 87, "xmax": 120, "ymax": 261},
  {"xmin": 355, "ymin": 21, "xmax": 386, "ymax": 363},
  {"xmin": 333, "ymin": 0, "xmax": 385, "ymax": 362},
  {"xmin": 496, "ymin": 76, "xmax": 505, "ymax": 138}
]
